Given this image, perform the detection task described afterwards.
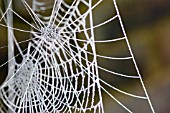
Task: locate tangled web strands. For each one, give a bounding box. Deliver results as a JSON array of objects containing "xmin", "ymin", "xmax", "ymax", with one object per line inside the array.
[{"xmin": 0, "ymin": 0, "xmax": 155, "ymax": 113}]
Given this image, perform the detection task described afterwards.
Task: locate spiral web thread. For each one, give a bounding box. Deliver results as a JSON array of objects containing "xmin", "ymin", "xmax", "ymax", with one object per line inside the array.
[{"xmin": 0, "ymin": 0, "xmax": 155, "ymax": 113}]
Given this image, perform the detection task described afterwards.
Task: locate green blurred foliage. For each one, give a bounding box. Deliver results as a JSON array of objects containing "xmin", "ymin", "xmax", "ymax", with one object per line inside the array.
[{"xmin": 0, "ymin": 0, "xmax": 170, "ymax": 112}]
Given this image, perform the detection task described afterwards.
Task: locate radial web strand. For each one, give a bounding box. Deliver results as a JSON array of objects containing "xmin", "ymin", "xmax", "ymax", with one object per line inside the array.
[{"xmin": 0, "ymin": 0, "xmax": 155, "ymax": 113}]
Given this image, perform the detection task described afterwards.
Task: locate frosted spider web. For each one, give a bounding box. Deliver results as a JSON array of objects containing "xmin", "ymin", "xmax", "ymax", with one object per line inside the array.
[{"xmin": 0, "ymin": 0, "xmax": 155, "ymax": 113}]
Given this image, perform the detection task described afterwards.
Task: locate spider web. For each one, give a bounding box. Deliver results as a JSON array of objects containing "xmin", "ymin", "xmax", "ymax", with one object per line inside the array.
[{"xmin": 0, "ymin": 0, "xmax": 155, "ymax": 113}]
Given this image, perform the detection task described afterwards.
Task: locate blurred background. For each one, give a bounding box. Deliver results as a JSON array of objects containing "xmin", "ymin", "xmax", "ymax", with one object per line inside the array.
[
  {"xmin": 93, "ymin": 0, "xmax": 170, "ymax": 112},
  {"xmin": 0, "ymin": 0, "xmax": 170, "ymax": 113},
  {"xmin": 116, "ymin": 0, "xmax": 170, "ymax": 113}
]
